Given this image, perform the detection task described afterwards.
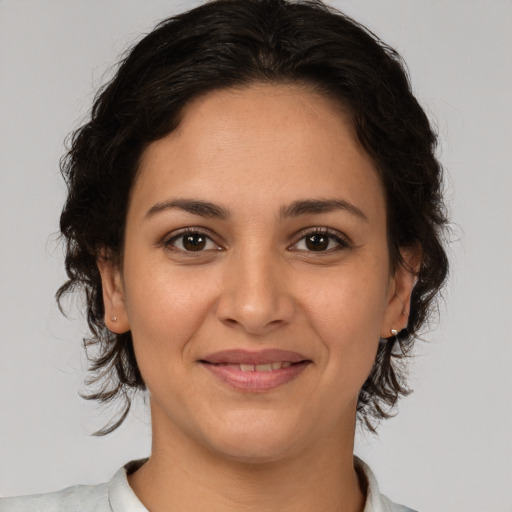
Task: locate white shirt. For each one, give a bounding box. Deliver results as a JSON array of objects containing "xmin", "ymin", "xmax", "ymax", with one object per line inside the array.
[{"xmin": 0, "ymin": 458, "xmax": 417, "ymax": 511}]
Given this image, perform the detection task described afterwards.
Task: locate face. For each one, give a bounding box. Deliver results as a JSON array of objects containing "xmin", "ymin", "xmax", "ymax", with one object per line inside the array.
[{"xmin": 100, "ymin": 83, "xmax": 412, "ymax": 463}]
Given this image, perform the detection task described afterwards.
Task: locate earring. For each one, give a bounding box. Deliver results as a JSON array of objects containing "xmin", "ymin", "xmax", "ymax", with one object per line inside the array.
[
  {"xmin": 390, "ymin": 328, "xmax": 398, "ymax": 336},
  {"xmin": 111, "ymin": 316, "xmax": 117, "ymax": 322}
]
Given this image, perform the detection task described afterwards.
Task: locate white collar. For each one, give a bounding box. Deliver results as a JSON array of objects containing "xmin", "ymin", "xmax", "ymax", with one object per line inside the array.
[{"xmin": 107, "ymin": 458, "xmax": 412, "ymax": 512}]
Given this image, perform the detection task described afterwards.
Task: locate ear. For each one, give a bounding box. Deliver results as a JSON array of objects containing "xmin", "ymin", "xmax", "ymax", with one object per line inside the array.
[
  {"xmin": 380, "ymin": 247, "xmax": 421, "ymax": 339},
  {"xmin": 97, "ymin": 251, "xmax": 130, "ymax": 334}
]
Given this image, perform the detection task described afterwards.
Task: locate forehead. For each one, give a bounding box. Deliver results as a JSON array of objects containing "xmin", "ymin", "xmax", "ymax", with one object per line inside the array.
[{"xmin": 133, "ymin": 83, "xmax": 383, "ymax": 220}]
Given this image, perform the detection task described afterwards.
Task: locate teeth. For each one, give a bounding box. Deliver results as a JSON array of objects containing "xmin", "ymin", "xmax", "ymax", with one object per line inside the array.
[
  {"xmin": 255, "ymin": 363, "xmax": 273, "ymax": 372},
  {"xmin": 234, "ymin": 362, "xmax": 294, "ymax": 372}
]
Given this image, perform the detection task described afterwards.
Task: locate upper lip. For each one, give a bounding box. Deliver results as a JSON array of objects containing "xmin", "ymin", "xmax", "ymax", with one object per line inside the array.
[{"xmin": 201, "ymin": 349, "xmax": 309, "ymax": 365}]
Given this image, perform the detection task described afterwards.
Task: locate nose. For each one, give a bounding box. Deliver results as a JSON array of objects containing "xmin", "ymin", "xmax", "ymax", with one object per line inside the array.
[{"xmin": 215, "ymin": 249, "xmax": 295, "ymax": 335}]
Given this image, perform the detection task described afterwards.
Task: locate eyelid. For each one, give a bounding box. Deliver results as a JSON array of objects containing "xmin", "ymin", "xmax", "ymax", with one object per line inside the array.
[
  {"xmin": 288, "ymin": 227, "xmax": 351, "ymax": 252},
  {"xmin": 162, "ymin": 227, "xmax": 223, "ymax": 252}
]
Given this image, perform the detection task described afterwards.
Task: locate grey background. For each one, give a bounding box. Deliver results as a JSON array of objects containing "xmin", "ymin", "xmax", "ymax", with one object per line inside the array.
[{"xmin": 1, "ymin": 1, "xmax": 511, "ymax": 510}]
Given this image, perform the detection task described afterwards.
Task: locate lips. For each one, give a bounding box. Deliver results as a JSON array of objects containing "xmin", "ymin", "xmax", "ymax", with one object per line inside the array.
[
  {"xmin": 200, "ymin": 349, "xmax": 311, "ymax": 391},
  {"xmin": 222, "ymin": 361, "xmax": 293, "ymax": 372},
  {"xmin": 201, "ymin": 349, "xmax": 308, "ymax": 365}
]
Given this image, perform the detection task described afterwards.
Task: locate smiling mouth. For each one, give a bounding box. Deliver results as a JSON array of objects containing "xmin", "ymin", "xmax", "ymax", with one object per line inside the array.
[
  {"xmin": 200, "ymin": 355, "xmax": 311, "ymax": 391},
  {"xmin": 203, "ymin": 361, "xmax": 295, "ymax": 372}
]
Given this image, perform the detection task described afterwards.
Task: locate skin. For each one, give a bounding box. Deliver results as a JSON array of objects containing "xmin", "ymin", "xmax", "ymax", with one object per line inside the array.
[{"xmin": 98, "ymin": 83, "xmax": 416, "ymax": 512}]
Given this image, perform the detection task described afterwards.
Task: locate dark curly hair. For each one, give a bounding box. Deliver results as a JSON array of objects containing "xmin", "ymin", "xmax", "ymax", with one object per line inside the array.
[{"xmin": 57, "ymin": 0, "xmax": 449, "ymax": 434}]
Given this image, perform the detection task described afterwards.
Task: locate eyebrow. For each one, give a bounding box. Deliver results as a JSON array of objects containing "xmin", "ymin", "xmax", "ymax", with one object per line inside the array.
[
  {"xmin": 145, "ymin": 198, "xmax": 368, "ymax": 222},
  {"xmin": 145, "ymin": 199, "xmax": 230, "ymax": 219},
  {"xmin": 280, "ymin": 199, "xmax": 369, "ymax": 222}
]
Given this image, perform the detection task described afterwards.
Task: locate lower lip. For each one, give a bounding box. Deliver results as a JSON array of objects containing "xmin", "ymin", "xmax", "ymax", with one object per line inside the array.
[{"xmin": 201, "ymin": 362, "xmax": 310, "ymax": 392}]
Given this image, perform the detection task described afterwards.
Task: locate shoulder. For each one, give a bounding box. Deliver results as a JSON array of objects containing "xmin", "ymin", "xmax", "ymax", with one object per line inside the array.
[
  {"xmin": 379, "ymin": 493, "xmax": 418, "ymax": 512},
  {"xmin": 355, "ymin": 457, "xmax": 418, "ymax": 512},
  {"xmin": 0, "ymin": 460, "xmax": 148, "ymax": 512},
  {"xmin": 0, "ymin": 481, "xmax": 109, "ymax": 512}
]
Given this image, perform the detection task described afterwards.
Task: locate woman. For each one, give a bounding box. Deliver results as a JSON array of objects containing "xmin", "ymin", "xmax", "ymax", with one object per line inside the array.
[{"xmin": 0, "ymin": 0, "xmax": 448, "ymax": 510}]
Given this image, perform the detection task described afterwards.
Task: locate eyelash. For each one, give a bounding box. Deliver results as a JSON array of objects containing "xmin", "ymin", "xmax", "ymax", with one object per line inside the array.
[
  {"xmin": 162, "ymin": 227, "xmax": 350, "ymax": 255},
  {"xmin": 290, "ymin": 227, "xmax": 350, "ymax": 253},
  {"xmin": 163, "ymin": 228, "xmax": 221, "ymax": 255}
]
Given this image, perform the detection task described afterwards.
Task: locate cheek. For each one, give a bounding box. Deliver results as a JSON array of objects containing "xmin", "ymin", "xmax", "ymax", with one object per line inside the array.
[
  {"xmin": 122, "ymin": 263, "xmax": 218, "ymax": 370},
  {"xmin": 304, "ymin": 264, "xmax": 388, "ymax": 336},
  {"xmin": 299, "ymin": 262, "xmax": 389, "ymax": 379}
]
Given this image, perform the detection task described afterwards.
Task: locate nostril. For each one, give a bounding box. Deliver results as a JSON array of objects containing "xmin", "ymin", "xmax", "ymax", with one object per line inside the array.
[{"xmin": 221, "ymin": 317, "xmax": 239, "ymax": 327}]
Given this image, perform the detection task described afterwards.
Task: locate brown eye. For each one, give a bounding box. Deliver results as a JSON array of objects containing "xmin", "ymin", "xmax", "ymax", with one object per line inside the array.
[
  {"xmin": 305, "ymin": 233, "xmax": 330, "ymax": 251},
  {"xmin": 182, "ymin": 233, "xmax": 207, "ymax": 251},
  {"xmin": 165, "ymin": 230, "xmax": 218, "ymax": 253},
  {"xmin": 291, "ymin": 228, "xmax": 349, "ymax": 253}
]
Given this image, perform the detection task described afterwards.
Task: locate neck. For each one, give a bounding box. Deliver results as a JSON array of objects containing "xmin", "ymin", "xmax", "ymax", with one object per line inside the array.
[{"xmin": 129, "ymin": 408, "xmax": 365, "ymax": 512}]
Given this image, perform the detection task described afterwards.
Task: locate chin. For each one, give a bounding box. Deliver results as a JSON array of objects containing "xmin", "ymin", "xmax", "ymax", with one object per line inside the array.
[
  {"xmin": 199, "ymin": 413, "xmax": 309, "ymax": 464},
  {"xmin": 212, "ymin": 437, "xmax": 296, "ymax": 464}
]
